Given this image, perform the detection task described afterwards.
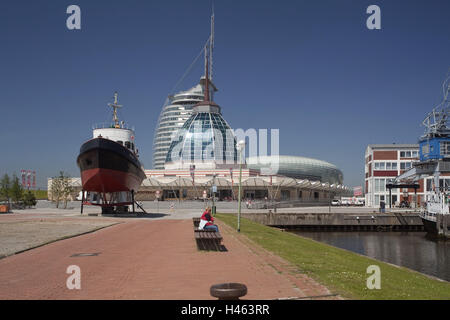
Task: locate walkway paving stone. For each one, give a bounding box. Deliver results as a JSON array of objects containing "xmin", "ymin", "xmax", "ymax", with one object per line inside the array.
[{"xmin": 0, "ymin": 217, "xmax": 338, "ymax": 300}]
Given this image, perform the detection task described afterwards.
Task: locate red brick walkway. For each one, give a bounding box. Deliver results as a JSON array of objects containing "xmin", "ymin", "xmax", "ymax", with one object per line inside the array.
[{"xmin": 0, "ymin": 219, "xmax": 337, "ymax": 299}]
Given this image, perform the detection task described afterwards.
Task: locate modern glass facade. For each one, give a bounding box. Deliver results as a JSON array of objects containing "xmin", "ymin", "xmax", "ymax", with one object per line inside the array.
[
  {"xmin": 165, "ymin": 109, "xmax": 237, "ymax": 167},
  {"xmin": 152, "ymin": 81, "xmax": 208, "ymax": 169},
  {"xmin": 246, "ymin": 155, "xmax": 344, "ymax": 185}
]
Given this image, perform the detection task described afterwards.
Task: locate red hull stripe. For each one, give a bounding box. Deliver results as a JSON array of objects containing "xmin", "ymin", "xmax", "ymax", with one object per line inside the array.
[{"xmin": 81, "ymin": 168, "xmax": 143, "ymax": 193}]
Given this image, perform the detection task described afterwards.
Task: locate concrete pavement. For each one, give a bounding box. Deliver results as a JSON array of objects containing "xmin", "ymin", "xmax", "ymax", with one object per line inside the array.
[{"xmin": 0, "ymin": 212, "xmax": 338, "ymax": 300}]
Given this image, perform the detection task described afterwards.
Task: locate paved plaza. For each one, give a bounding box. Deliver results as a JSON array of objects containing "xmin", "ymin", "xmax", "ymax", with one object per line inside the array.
[{"xmin": 0, "ymin": 202, "xmax": 340, "ymax": 300}]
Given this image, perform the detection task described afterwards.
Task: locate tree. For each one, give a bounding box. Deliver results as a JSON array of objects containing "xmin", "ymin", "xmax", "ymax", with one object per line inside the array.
[
  {"xmin": 23, "ymin": 190, "xmax": 37, "ymax": 208},
  {"xmin": 0, "ymin": 174, "xmax": 11, "ymax": 205},
  {"xmin": 10, "ymin": 174, "xmax": 24, "ymax": 205},
  {"xmin": 50, "ymin": 173, "xmax": 63, "ymax": 208},
  {"xmin": 51, "ymin": 171, "xmax": 73, "ymax": 209}
]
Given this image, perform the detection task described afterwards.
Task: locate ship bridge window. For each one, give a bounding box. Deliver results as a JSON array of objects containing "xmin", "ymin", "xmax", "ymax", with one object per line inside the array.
[
  {"xmin": 116, "ymin": 141, "xmax": 123, "ymax": 145},
  {"xmin": 125, "ymin": 141, "xmax": 131, "ymax": 149},
  {"xmin": 131, "ymin": 143, "xmax": 135, "ymax": 151}
]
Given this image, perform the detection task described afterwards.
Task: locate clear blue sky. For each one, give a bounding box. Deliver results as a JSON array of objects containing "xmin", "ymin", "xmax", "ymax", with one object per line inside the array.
[{"xmin": 0, "ymin": 0, "xmax": 449, "ymax": 189}]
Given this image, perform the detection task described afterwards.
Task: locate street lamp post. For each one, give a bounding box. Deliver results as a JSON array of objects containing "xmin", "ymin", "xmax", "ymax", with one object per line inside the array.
[
  {"xmin": 212, "ymin": 174, "xmax": 217, "ymax": 216},
  {"xmin": 237, "ymin": 140, "xmax": 245, "ymax": 232}
]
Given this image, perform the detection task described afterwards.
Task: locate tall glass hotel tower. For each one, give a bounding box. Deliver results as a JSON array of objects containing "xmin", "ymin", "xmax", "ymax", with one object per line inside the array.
[{"xmin": 152, "ymin": 77, "xmax": 216, "ymax": 169}]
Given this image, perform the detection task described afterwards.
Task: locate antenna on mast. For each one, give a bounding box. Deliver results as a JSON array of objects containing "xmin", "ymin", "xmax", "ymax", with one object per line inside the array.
[
  {"xmin": 210, "ymin": 3, "xmax": 214, "ymax": 81},
  {"xmin": 108, "ymin": 91, "xmax": 122, "ymax": 128},
  {"xmin": 204, "ymin": 45, "xmax": 210, "ymax": 102}
]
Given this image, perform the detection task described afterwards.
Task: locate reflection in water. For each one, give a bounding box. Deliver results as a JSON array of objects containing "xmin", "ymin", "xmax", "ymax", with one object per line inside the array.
[{"xmin": 290, "ymin": 231, "xmax": 450, "ymax": 281}]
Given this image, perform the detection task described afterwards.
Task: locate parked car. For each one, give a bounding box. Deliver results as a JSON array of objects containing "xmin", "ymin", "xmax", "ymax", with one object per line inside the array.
[{"xmin": 331, "ymin": 199, "xmax": 341, "ymax": 206}]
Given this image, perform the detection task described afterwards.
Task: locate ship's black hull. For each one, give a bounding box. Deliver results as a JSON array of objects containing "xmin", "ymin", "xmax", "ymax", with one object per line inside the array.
[{"xmin": 77, "ymin": 138, "xmax": 146, "ymax": 193}]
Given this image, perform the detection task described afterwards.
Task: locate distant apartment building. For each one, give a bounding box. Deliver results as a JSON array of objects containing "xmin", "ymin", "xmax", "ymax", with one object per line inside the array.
[{"xmin": 365, "ymin": 144, "xmax": 422, "ymax": 207}]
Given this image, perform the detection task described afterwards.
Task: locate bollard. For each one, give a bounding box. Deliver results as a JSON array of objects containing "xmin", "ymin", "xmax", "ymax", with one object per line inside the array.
[{"xmin": 210, "ymin": 283, "xmax": 247, "ymax": 300}]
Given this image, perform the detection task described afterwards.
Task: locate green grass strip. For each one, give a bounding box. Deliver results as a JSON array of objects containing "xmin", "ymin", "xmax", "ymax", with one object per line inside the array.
[{"xmin": 216, "ymin": 213, "xmax": 450, "ymax": 300}]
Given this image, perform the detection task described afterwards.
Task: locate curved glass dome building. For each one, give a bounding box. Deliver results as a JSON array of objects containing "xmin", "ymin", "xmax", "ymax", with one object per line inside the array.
[
  {"xmin": 164, "ymin": 52, "xmax": 238, "ymax": 170},
  {"xmin": 246, "ymin": 155, "xmax": 344, "ymax": 185},
  {"xmin": 152, "ymin": 78, "xmax": 217, "ymax": 169},
  {"xmin": 164, "ymin": 95, "xmax": 237, "ymax": 170}
]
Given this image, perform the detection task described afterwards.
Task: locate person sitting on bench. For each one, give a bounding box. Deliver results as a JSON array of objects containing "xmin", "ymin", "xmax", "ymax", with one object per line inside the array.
[{"xmin": 199, "ymin": 207, "xmax": 219, "ymax": 232}]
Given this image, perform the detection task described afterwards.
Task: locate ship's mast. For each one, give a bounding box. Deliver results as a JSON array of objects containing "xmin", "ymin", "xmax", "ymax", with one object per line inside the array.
[
  {"xmin": 204, "ymin": 45, "xmax": 211, "ymax": 102},
  {"xmin": 108, "ymin": 92, "xmax": 122, "ymax": 128},
  {"xmin": 210, "ymin": 5, "xmax": 214, "ymax": 81},
  {"xmin": 202, "ymin": 12, "xmax": 215, "ymax": 103},
  {"xmin": 203, "ymin": 5, "xmax": 215, "ymax": 102}
]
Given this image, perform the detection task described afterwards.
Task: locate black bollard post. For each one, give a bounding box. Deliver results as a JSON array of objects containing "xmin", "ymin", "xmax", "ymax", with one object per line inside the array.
[{"xmin": 210, "ymin": 283, "xmax": 247, "ymax": 300}]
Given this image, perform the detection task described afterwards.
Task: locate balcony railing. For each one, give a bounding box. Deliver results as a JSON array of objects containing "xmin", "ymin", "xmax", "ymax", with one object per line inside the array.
[{"xmin": 92, "ymin": 122, "xmax": 135, "ymax": 131}]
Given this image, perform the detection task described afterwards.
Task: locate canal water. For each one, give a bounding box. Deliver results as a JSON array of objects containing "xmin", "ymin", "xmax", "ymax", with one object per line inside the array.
[{"xmin": 290, "ymin": 231, "xmax": 450, "ymax": 282}]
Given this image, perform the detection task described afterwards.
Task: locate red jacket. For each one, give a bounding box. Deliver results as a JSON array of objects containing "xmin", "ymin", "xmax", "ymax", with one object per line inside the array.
[{"xmin": 201, "ymin": 211, "xmax": 214, "ymax": 226}]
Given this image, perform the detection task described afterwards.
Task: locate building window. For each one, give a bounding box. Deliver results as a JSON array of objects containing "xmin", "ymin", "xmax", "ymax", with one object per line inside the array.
[
  {"xmin": 424, "ymin": 178, "xmax": 450, "ymax": 191},
  {"xmin": 374, "ymin": 162, "xmax": 385, "ymax": 170},
  {"xmin": 375, "ymin": 179, "xmax": 386, "ymax": 192},
  {"xmin": 400, "ymin": 162, "xmax": 412, "ymax": 170},
  {"xmin": 163, "ymin": 190, "xmax": 179, "ymax": 199},
  {"xmin": 400, "ymin": 151, "xmax": 413, "ymax": 158},
  {"xmin": 439, "ymin": 178, "xmax": 450, "ymax": 190},
  {"xmin": 386, "ymin": 162, "xmax": 397, "ymax": 170},
  {"xmin": 426, "ymin": 178, "xmax": 432, "ymax": 192},
  {"xmin": 281, "ymin": 190, "xmax": 290, "ymax": 201}
]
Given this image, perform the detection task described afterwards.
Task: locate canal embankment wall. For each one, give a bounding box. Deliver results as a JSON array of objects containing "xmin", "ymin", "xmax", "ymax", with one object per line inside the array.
[{"xmin": 241, "ymin": 211, "xmax": 424, "ymax": 231}]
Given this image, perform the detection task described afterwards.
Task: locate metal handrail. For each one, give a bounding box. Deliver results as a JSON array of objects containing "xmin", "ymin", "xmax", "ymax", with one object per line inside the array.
[{"xmin": 92, "ymin": 122, "xmax": 135, "ymax": 131}]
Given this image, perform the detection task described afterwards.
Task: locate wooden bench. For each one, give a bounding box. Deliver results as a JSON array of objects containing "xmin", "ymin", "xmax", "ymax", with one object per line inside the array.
[
  {"xmin": 193, "ymin": 217, "xmax": 223, "ymax": 251},
  {"xmin": 194, "ymin": 230, "xmax": 223, "ymax": 251},
  {"xmin": 194, "ymin": 227, "xmax": 217, "ymax": 232},
  {"xmin": 192, "ymin": 217, "xmax": 200, "ymax": 228}
]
